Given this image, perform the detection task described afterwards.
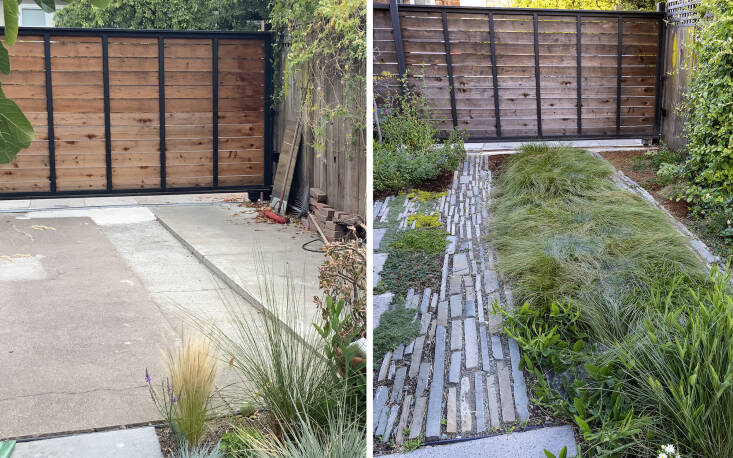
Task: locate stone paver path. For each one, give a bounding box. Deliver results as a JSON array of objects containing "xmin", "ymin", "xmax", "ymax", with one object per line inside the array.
[{"xmin": 373, "ymin": 156, "xmax": 532, "ymax": 445}]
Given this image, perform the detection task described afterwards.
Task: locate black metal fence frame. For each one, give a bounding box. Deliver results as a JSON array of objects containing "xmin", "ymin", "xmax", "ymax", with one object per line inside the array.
[
  {"xmin": 377, "ymin": 2, "xmax": 666, "ymax": 142},
  {"xmin": 0, "ymin": 27, "xmax": 274, "ymax": 200}
]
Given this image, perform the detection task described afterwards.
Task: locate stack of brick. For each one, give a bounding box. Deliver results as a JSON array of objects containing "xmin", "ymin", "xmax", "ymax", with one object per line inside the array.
[{"xmin": 308, "ymin": 188, "xmax": 347, "ymax": 241}]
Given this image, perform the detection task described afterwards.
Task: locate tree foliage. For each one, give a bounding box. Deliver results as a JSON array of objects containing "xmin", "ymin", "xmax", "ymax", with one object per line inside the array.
[
  {"xmin": 510, "ymin": 0, "xmax": 656, "ymax": 10},
  {"xmin": 54, "ymin": 0, "xmax": 268, "ymax": 30},
  {"xmin": 269, "ymin": 0, "xmax": 366, "ymax": 154}
]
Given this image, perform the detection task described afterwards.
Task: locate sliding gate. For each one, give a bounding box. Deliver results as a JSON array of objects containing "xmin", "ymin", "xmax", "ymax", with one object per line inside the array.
[
  {"xmin": 374, "ymin": 2, "xmax": 665, "ymax": 141},
  {"xmin": 0, "ymin": 28, "xmax": 272, "ymax": 198}
]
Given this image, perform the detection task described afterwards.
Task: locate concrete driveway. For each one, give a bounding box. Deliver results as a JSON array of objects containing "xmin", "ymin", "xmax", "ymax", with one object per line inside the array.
[{"xmin": 0, "ymin": 197, "xmax": 324, "ymax": 440}]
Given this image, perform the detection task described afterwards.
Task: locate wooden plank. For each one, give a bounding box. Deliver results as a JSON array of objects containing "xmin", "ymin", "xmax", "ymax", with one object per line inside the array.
[{"xmin": 108, "ymin": 57, "xmax": 159, "ymax": 71}]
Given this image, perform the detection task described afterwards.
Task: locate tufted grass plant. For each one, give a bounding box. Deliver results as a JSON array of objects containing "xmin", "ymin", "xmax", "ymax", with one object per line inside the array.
[{"xmin": 166, "ymin": 336, "xmax": 218, "ymax": 447}]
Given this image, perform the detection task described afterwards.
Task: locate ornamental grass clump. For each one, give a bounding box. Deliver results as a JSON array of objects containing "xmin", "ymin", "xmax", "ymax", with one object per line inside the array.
[
  {"xmin": 166, "ymin": 336, "xmax": 218, "ymax": 447},
  {"xmin": 492, "ymin": 145, "xmax": 733, "ymax": 456}
]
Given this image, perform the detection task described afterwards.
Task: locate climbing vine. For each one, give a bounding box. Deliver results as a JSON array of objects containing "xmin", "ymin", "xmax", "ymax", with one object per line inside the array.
[
  {"xmin": 269, "ymin": 0, "xmax": 366, "ymax": 155},
  {"xmin": 679, "ymin": 0, "xmax": 733, "ymax": 244}
]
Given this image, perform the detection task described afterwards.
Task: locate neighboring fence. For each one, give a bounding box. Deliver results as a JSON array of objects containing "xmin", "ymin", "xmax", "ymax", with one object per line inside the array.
[
  {"xmin": 374, "ymin": 2, "xmax": 665, "ymax": 141},
  {"xmin": 0, "ymin": 28, "xmax": 272, "ymax": 198},
  {"xmin": 275, "ymin": 56, "xmax": 366, "ymax": 219},
  {"xmin": 660, "ymin": 0, "xmax": 699, "ymax": 150}
]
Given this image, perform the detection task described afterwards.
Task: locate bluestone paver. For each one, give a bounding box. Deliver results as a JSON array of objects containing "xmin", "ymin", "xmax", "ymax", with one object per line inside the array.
[
  {"xmin": 425, "ymin": 326, "xmax": 446, "ymax": 440},
  {"xmin": 409, "ymin": 396, "xmax": 427, "ymax": 439},
  {"xmin": 11, "ymin": 427, "xmax": 163, "ymax": 458},
  {"xmin": 449, "ymin": 351, "xmax": 461, "ymax": 384},
  {"xmin": 508, "ymin": 338, "xmax": 530, "ymax": 421},
  {"xmin": 474, "ymin": 373, "xmax": 486, "ymax": 433},
  {"xmin": 464, "ymin": 318, "xmax": 479, "ymax": 369}
]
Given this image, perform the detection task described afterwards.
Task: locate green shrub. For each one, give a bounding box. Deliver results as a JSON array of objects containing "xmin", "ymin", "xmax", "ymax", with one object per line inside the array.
[
  {"xmin": 679, "ymin": 0, "xmax": 733, "ymax": 247},
  {"xmin": 377, "ymin": 250, "xmax": 443, "ymax": 298},
  {"xmin": 374, "ymin": 86, "xmax": 465, "ymax": 193},
  {"xmin": 391, "ymin": 228, "xmax": 449, "ymax": 254}
]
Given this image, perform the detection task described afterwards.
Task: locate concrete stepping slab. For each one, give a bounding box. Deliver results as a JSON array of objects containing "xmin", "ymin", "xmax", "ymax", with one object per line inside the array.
[
  {"xmin": 388, "ymin": 425, "xmax": 578, "ymax": 457},
  {"xmin": 11, "ymin": 427, "xmax": 163, "ymax": 458}
]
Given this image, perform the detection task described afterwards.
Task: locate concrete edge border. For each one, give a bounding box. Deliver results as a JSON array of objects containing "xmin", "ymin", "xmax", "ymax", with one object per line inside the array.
[{"xmin": 154, "ymin": 216, "xmax": 327, "ymax": 355}]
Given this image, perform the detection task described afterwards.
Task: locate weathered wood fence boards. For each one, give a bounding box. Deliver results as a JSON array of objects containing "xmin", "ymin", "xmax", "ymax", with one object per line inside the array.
[
  {"xmin": 0, "ymin": 29, "xmax": 272, "ymax": 197},
  {"xmin": 374, "ymin": 3, "xmax": 664, "ymax": 140}
]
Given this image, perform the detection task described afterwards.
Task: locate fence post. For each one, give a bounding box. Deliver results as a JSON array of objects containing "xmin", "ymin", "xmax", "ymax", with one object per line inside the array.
[
  {"xmin": 158, "ymin": 36, "xmax": 167, "ymax": 190},
  {"xmin": 653, "ymin": 2, "xmax": 666, "ymax": 139},
  {"xmin": 533, "ymin": 13, "xmax": 542, "ymax": 138},
  {"xmin": 489, "ymin": 12, "xmax": 501, "ymax": 138},
  {"xmin": 212, "ymin": 37, "xmax": 219, "ymax": 188},
  {"xmin": 576, "ymin": 15, "xmax": 582, "ymax": 136},
  {"xmin": 442, "ymin": 10, "xmax": 458, "ymax": 129},
  {"xmin": 616, "ymin": 17, "xmax": 623, "ymax": 136},
  {"xmin": 389, "ymin": 0, "xmax": 407, "ymax": 94},
  {"xmin": 43, "ymin": 33, "xmax": 57, "ymax": 194},
  {"xmin": 102, "ymin": 34, "xmax": 112, "ymax": 192}
]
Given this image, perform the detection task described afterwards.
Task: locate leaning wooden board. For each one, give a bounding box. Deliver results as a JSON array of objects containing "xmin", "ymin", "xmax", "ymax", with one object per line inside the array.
[{"xmin": 270, "ymin": 119, "xmax": 301, "ymax": 215}]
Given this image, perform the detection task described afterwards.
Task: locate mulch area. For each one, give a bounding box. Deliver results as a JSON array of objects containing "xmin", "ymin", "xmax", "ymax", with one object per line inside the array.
[
  {"xmin": 155, "ymin": 412, "xmax": 278, "ymax": 457},
  {"xmin": 599, "ymin": 150, "xmax": 692, "ymax": 225}
]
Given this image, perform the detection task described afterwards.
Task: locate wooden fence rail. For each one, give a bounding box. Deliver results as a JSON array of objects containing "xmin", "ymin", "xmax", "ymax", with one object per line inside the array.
[
  {"xmin": 0, "ymin": 28, "xmax": 272, "ymax": 198},
  {"xmin": 374, "ymin": 2, "xmax": 665, "ymax": 141}
]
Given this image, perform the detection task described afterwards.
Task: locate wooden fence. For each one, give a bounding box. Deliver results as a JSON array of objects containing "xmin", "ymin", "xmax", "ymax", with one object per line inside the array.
[
  {"xmin": 0, "ymin": 28, "xmax": 272, "ymax": 197},
  {"xmin": 374, "ymin": 2, "xmax": 665, "ymax": 140}
]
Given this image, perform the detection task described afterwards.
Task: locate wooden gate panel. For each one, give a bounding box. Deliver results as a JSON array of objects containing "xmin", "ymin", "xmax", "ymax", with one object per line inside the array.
[
  {"xmin": 374, "ymin": 2, "xmax": 664, "ymax": 141},
  {"xmin": 164, "ymin": 38, "xmax": 214, "ymax": 189},
  {"xmin": 216, "ymin": 39, "xmax": 265, "ymax": 187},
  {"xmin": 0, "ymin": 36, "xmax": 51, "ymax": 193},
  {"xmin": 0, "ymin": 29, "xmax": 272, "ymax": 199},
  {"xmin": 50, "ymin": 36, "xmax": 106, "ymax": 191}
]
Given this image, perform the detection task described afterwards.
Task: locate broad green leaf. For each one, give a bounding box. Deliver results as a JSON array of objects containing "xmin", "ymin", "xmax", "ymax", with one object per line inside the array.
[
  {"xmin": 0, "ymin": 95, "xmax": 35, "ymax": 164},
  {"xmin": 32, "ymin": 0, "xmax": 56, "ymax": 14},
  {"xmin": 0, "ymin": 42, "xmax": 9, "ymax": 75},
  {"xmin": 574, "ymin": 415, "xmax": 591, "ymax": 436},
  {"xmin": 3, "ymin": 0, "xmax": 19, "ymax": 46}
]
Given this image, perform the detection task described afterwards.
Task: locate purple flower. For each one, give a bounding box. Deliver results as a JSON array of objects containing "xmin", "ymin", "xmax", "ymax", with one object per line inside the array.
[{"xmin": 145, "ymin": 368, "xmax": 151, "ymax": 384}]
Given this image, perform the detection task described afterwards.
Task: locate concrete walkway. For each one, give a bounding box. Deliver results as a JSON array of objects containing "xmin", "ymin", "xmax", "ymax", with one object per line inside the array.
[
  {"xmin": 153, "ymin": 204, "xmax": 324, "ymax": 337},
  {"xmin": 383, "ymin": 425, "xmax": 577, "ymax": 457},
  {"xmin": 373, "ymin": 157, "xmax": 577, "ymax": 453},
  {"xmin": 0, "ymin": 196, "xmax": 321, "ymax": 441},
  {"xmin": 11, "ymin": 427, "xmax": 163, "ymax": 458}
]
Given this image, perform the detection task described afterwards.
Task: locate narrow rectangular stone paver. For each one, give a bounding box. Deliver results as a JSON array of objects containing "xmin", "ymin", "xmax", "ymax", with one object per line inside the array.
[
  {"xmin": 464, "ymin": 317, "xmax": 479, "ymax": 369},
  {"xmin": 390, "ymin": 366, "xmax": 407, "ymax": 403},
  {"xmin": 409, "ymin": 396, "xmax": 427, "ymax": 439},
  {"xmin": 497, "ymin": 361, "xmax": 515, "ymax": 423},
  {"xmin": 420, "ymin": 312, "xmax": 431, "ymax": 334},
  {"xmin": 449, "ymin": 294, "xmax": 462, "ymax": 318},
  {"xmin": 508, "ymin": 338, "xmax": 530, "ymax": 421},
  {"xmin": 491, "ymin": 335, "xmax": 504, "ymax": 360},
  {"xmin": 394, "ymin": 394, "xmax": 412, "ymax": 445},
  {"xmin": 421, "ymin": 288, "xmax": 431, "ymax": 314},
  {"xmin": 450, "ymin": 320, "xmax": 463, "ymax": 351},
  {"xmin": 460, "ymin": 376, "xmax": 473, "ymax": 433},
  {"xmin": 393, "ymin": 344, "xmax": 404, "ymax": 362},
  {"xmin": 479, "ymin": 324, "xmax": 491, "ymax": 372},
  {"xmin": 453, "ymin": 253, "xmax": 469, "ymax": 275},
  {"xmin": 437, "ymin": 301, "xmax": 448, "ymax": 326},
  {"xmin": 465, "ymin": 299, "xmax": 476, "ymax": 317},
  {"xmin": 409, "ymin": 335, "xmax": 425, "ymax": 378},
  {"xmin": 425, "ymin": 325, "xmax": 446, "ymax": 440},
  {"xmin": 446, "ymin": 387, "xmax": 457, "ymax": 434},
  {"xmin": 378, "ymin": 351, "xmax": 392, "ymax": 381},
  {"xmin": 382, "ymin": 405, "xmax": 400, "ymax": 443},
  {"xmin": 416, "ymin": 362, "xmax": 430, "ymax": 397},
  {"xmin": 373, "ymin": 385, "xmax": 389, "ymax": 431},
  {"xmin": 487, "ymin": 374, "xmax": 501, "ymax": 428},
  {"xmin": 449, "ymin": 351, "xmax": 461, "ymax": 384},
  {"xmin": 475, "ymin": 373, "xmax": 487, "ymax": 433}
]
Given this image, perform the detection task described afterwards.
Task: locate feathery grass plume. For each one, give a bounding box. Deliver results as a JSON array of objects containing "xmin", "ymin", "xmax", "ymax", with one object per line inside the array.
[{"xmin": 166, "ymin": 335, "xmax": 218, "ymax": 447}]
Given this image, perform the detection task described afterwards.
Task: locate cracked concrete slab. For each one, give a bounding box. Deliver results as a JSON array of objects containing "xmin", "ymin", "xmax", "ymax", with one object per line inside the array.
[{"xmin": 0, "ymin": 217, "xmax": 173, "ymax": 439}]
